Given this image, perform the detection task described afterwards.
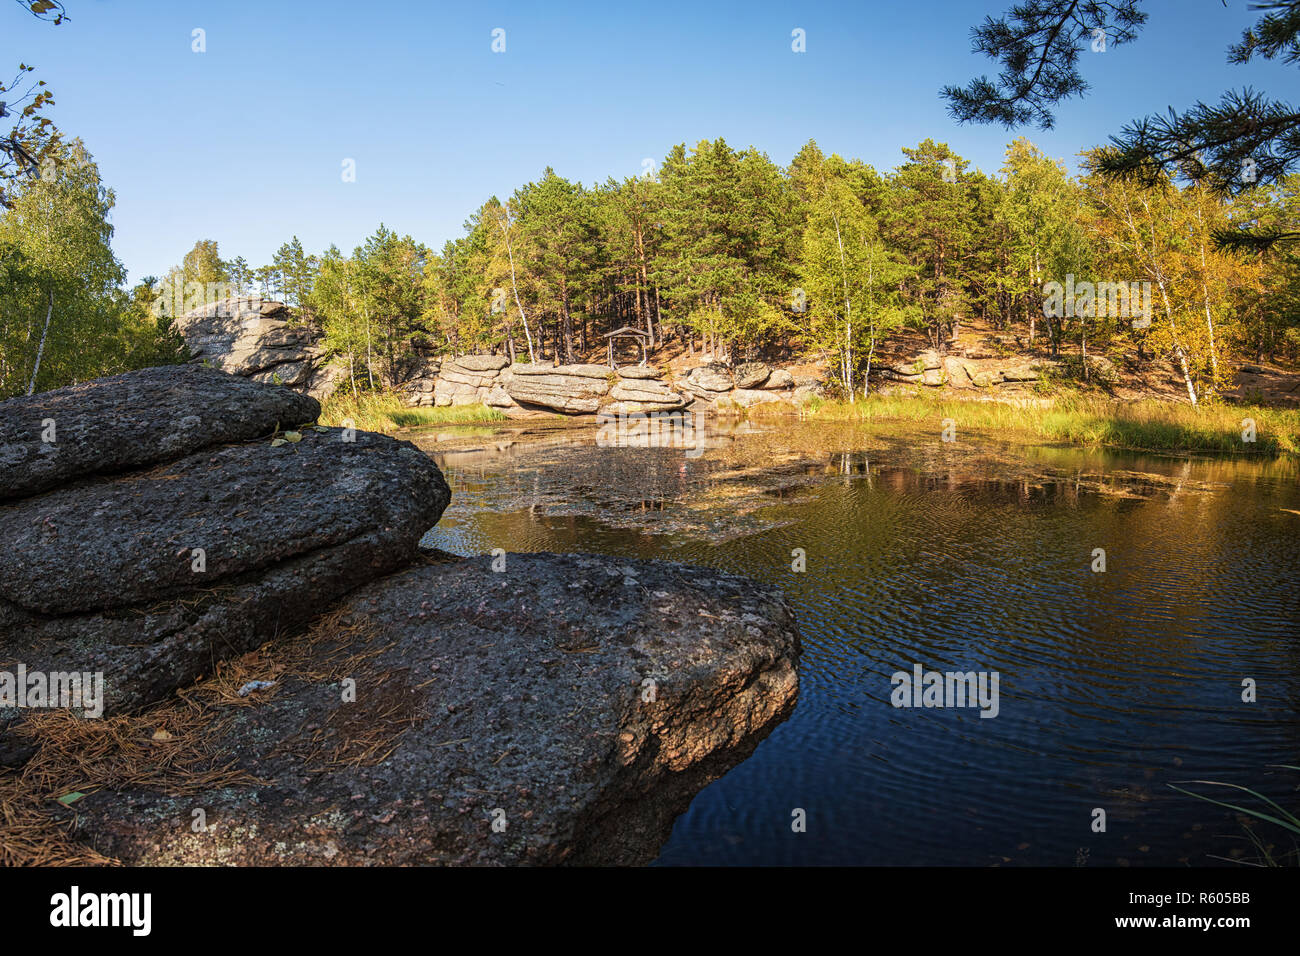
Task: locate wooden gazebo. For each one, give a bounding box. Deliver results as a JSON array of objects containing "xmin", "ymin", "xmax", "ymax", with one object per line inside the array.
[{"xmin": 603, "ymin": 326, "xmax": 651, "ymax": 369}]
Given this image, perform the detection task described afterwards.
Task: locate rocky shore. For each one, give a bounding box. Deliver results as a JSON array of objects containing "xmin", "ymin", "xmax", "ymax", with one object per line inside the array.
[{"xmin": 0, "ymin": 365, "xmax": 800, "ymax": 865}]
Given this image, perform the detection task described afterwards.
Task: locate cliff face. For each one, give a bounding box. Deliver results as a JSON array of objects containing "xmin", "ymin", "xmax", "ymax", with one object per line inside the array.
[{"xmin": 173, "ymin": 298, "xmax": 342, "ymax": 400}]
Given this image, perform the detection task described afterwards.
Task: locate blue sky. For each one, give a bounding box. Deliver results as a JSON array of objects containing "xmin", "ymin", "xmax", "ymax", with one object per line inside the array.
[{"xmin": 5, "ymin": 0, "xmax": 1295, "ymax": 283}]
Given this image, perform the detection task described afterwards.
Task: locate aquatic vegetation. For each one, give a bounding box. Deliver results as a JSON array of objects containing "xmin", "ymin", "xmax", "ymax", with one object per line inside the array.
[
  {"xmin": 318, "ymin": 391, "xmax": 506, "ymax": 432},
  {"xmin": 787, "ymin": 394, "xmax": 1300, "ymax": 456}
]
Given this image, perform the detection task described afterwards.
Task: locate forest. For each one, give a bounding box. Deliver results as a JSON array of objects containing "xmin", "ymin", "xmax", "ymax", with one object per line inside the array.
[{"xmin": 2, "ymin": 134, "xmax": 1299, "ymax": 405}]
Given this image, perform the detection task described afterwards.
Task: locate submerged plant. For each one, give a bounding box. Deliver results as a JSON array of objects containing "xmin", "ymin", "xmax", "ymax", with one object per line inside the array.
[{"xmin": 1171, "ymin": 766, "xmax": 1300, "ymax": 866}]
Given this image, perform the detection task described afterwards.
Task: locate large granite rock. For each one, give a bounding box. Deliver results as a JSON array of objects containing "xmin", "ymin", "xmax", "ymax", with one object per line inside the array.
[
  {"xmin": 0, "ymin": 431, "xmax": 444, "ymax": 617},
  {"xmin": 607, "ymin": 380, "xmax": 688, "ymax": 413},
  {"xmin": 1001, "ymin": 366, "xmax": 1040, "ymax": 382},
  {"xmin": 62, "ymin": 553, "xmax": 801, "ymax": 865},
  {"xmin": 733, "ymin": 362, "xmax": 771, "ymax": 389},
  {"xmin": 762, "ymin": 369, "xmax": 795, "ymax": 390},
  {"xmin": 0, "ymin": 365, "xmax": 319, "ymax": 501},
  {"xmin": 453, "ymin": 354, "xmax": 511, "ymax": 372},
  {"xmin": 685, "ymin": 364, "xmax": 732, "ymax": 392},
  {"xmin": 173, "ymin": 298, "xmax": 339, "ymax": 400},
  {"xmin": 0, "ymin": 368, "xmax": 450, "ymax": 717},
  {"xmin": 728, "ymin": 388, "xmax": 786, "ymax": 407},
  {"xmin": 506, "ymin": 364, "xmax": 611, "ymax": 414}
]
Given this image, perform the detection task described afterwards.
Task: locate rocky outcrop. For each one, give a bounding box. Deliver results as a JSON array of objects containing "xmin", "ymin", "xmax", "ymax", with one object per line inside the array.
[
  {"xmin": 0, "ymin": 368, "xmax": 450, "ymax": 717},
  {"xmin": 173, "ymin": 298, "xmax": 340, "ymax": 400},
  {"xmin": 880, "ymin": 350, "xmax": 1056, "ymax": 391},
  {"xmin": 433, "ymin": 356, "xmax": 510, "ymax": 407},
  {"xmin": 673, "ymin": 362, "xmax": 802, "ymax": 409},
  {"xmin": 606, "ymin": 375, "xmax": 688, "ymax": 413},
  {"xmin": 505, "ymin": 364, "xmax": 611, "ymax": 414},
  {"xmin": 63, "ymin": 553, "xmax": 800, "ymax": 866},
  {"xmin": 406, "ymin": 354, "xmax": 821, "ymax": 417},
  {"xmin": 685, "ymin": 364, "xmax": 733, "ymax": 393},
  {"xmin": 615, "ymin": 365, "xmax": 662, "ymax": 380},
  {"xmin": 727, "ymin": 388, "xmax": 786, "ymax": 407},
  {"xmin": 0, "ymin": 365, "xmax": 319, "ymax": 501},
  {"xmin": 764, "ymin": 369, "xmax": 795, "ymax": 390},
  {"xmin": 4, "ymin": 365, "xmax": 804, "ymax": 866},
  {"xmin": 733, "ymin": 362, "xmax": 771, "ymax": 389}
]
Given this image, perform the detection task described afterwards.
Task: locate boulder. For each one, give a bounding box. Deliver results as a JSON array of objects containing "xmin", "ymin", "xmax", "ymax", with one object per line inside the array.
[
  {"xmin": 944, "ymin": 357, "xmax": 970, "ymax": 388},
  {"xmin": 505, "ymin": 364, "xmax": 611, "ymax": 413},
  {"xmin": 483, "ymin": 386, "xmax": 517, "ymax": 408},
  {"xmin": 0, "ymin": 365, "xmax": 319, "ymax": 501},
  {"xmin": 733, "ymin": 362, "xmax": 771, "ymax": 389},
  {"xmin": 922, "ymin": 368, "xmax": 947, "ymax": 387},
  {"xmin": 437, "ymin": 365, "xmax": 501, "ymax": 389},
  {"xmin": 1086, "ymin": 355, "xmax": 1118, "ymax": 382},
  {"xmin": 892, "ymin": 352, "xmax": 941, "ymax": 375},
  {"xmin": 729, "ymin": 388, "xmax": 786, "ymax": 407},
  {"xmin": 0, "ymin": 427, "xmax": 450, "ymax": 715},
  {"xmin": 173, "ymin": 298, "xmax": 338, "ymax": 401},
  {"xmin": 608, "ymin": 382, "xmax": 687, "ymax": 411},
  {"xmin": 685, "ymin": 365, "xmax": 732, "ymax": 392},
  {"xmin": 1001, "ymin": 367, "xmax": 1040, "ymax": 382},
  {"xmin": 762, "ymin": 369, "xmax": 795, "ymax": 390},
  {"xmin": 62, "ymin": 553, "xmax": 800, "ymax": 865},
  {"xmin": 433, "ymin": 379, "xmax": 480, "ymax": 407}
]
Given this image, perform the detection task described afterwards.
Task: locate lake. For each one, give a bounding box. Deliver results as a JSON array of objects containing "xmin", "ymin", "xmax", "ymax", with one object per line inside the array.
[{"xmin": 411, "ymin": 416, "xmax": 1300, "ymax": 866}]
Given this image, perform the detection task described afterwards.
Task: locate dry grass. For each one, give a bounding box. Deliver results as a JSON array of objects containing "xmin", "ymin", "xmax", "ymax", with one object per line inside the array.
[
  {"xmin": 0, "ymin": 603, "xmax": 428, "ymax": 867},
  {"xmin": 789, "ymin": 393, "xmax": 1300, "ymax": 455},
  {"xmin": 317, "ymin": 390, "xmax": 505, "ymax": 433}
]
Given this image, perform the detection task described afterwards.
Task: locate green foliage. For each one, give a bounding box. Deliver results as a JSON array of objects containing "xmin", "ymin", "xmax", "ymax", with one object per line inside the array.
[
  {"xmin": 808, "ymin": 393, "xmax": 1300, "ymax": 455},
  {"xmin": 144, "ymin": 134, "xmax": 1300, "ymax": 403},
  {"xmin": 0, "ymin": 140, "xmax": 186, "ymax": 398},
  {"xmin": 945, "ymin": 1, "xmax": 1300, "ymax": 250},
  {"xmin": 316, "ymin": 390, "xmax": 505, "ymax": 432}
]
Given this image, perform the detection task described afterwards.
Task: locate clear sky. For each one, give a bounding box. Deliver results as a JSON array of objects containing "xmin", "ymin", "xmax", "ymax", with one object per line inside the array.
[{"xmin": 5, "ymin": 0, "xmax": 1294, "ymax": 283}]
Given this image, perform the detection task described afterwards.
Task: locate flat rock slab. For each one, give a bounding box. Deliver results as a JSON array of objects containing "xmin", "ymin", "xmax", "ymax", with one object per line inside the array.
[
  {"xmin": 615, "ymin": 366, "xmax": 662, "ymax": 380},
  {"xmin": 0, "ymin": 366, "xmax": 319, "ymax": 501},
  {"xmin": 0, "ymin": 429, "xmax": 445, "ymax": 615},
  {"xmin": 608, "ymin": 383, "xmax": 685, "ymax": 406},
  {"xmin": 0, "ymin": 429, "xmax": 450, "ymax": 715},
  {"xmin": 506, "ymin": 375, "xmax": 610, "ymax": 414},
  {"xmin": 64, "ymin": 553, "xmax": 801, "ymax": 865},
  {"xmin": 510, "ymin": 363, "xmax": 610, "ymax": 380},
  {"xmin": 450, "ymin": 354, "xmax": 510, "ymax": 372}
]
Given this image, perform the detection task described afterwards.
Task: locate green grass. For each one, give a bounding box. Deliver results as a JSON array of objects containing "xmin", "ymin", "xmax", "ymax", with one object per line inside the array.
[
  {"xmin": 318, "ymin": 390, "xmax": 506, "ymax": 433},
  {"xmin": 1171, "ymin": 766, "xmax": 1300, "ymax": 866},
  {"xmin": 786, "ymin": 393, "xmax": 1300, "ymax": 455}
]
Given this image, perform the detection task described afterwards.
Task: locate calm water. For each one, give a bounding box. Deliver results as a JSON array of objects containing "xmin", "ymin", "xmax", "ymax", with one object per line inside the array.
[{"xmin": 413, "ymin": 418, "xmax": 1300, "ymax": 866}]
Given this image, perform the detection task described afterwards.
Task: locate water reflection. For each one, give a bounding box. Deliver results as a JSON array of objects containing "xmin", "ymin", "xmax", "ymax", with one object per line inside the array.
[{"xmin": 412, "ymin": 418, "xmax": 1300, "ymax": 866}]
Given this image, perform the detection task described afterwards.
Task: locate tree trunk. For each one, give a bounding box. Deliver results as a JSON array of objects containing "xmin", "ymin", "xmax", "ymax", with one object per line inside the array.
[
  {"xmin": 27, "ymin": 285, "xmax": 54, "ymax": 396},
  {"xmin": 499, "ymin": 210, "xmax": 535, "ymax": 363}
]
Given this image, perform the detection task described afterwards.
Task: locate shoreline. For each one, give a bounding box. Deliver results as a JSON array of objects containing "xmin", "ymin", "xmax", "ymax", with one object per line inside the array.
[{"xmin": 325, "ymin": 388, "xmax": 1300, "ymax": 458}]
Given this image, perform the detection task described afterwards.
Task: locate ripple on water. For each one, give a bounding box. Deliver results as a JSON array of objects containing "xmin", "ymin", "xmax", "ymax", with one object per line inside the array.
[{"xmin": 412, "ymin": 420, "xmax": 1300, "ymax": 866}]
